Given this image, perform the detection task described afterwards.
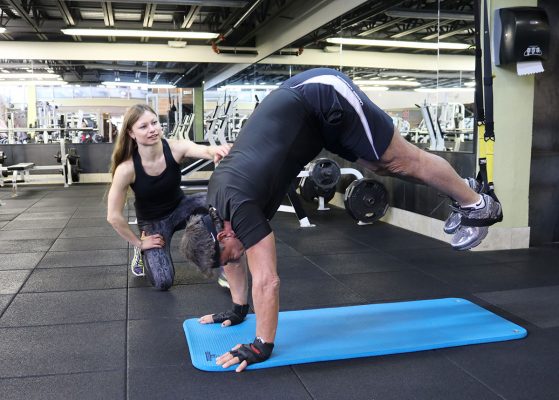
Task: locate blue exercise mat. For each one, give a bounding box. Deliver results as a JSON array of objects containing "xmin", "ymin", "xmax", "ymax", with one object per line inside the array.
[{"xmin": 183, "ymin": 298, "xmax": 526, "ymax": 372}]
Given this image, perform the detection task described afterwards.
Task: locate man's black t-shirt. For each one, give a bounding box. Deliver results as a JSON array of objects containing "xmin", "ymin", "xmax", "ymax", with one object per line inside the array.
[
  {"xmin": 207, "ymin": 88, "xmax": 323, "ymax": 249},
  {"xmin": 207, "ymin": 68, "xmax": 394, "ymax": 249}
]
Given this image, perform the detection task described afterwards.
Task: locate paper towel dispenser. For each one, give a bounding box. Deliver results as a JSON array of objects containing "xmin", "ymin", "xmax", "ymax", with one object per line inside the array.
[{"xmin": 493, "ymin": 7, "xmax": 549, "ymax": 66}]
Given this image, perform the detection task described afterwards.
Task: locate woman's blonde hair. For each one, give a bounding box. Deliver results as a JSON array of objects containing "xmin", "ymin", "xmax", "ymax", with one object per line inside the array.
[{"xmin": 109, "ymin": 103, "xmax": 157, "ymax": 177}]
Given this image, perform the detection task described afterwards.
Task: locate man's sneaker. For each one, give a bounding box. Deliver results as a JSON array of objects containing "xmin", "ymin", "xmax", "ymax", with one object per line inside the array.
[
  {"xmin": 444, "ymin": 177, "xmax": 483, "ymax": 234},
  {"xmin": 130, "ymin": 246, "xmax": 145, "ymax": 277},
  {"xmin": 451, "ymin": 193, "xmax": 503, "ymax": 251},
  {"xmin": 217, "ymin": 272, "xmax": 230, "ymax": 289}
]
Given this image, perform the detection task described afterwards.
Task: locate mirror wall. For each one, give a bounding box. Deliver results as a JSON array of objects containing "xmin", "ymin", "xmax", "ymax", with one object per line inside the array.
[
  {"xmin": 0, "ymin": 62, "xmax": 196, "ymax": 144},
  {"xmin": 204, "ymin": 0, "xmax": 476, "ymax": 153},
  {"xmin": 0, "ymin": 0, "xmax": 476, "ymax": 152}
]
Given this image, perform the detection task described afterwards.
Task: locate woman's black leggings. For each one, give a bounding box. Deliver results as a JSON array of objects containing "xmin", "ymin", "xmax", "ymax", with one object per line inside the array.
[{"xmin": 137, "ymin": 192, "xmax": 206, "ymax": 290}]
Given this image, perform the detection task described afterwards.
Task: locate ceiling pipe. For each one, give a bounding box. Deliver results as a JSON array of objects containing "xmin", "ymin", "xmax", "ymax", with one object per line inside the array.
[
  {"xmin": 212, "ymin": 0, "xmax": 264, "ymax": 52},
  {"xmin": 385, "ymin": 9, "xmax": 474, "ymax": 21}
]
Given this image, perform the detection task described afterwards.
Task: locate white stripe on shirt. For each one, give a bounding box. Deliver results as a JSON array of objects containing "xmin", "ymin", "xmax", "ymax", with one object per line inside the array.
[{"xmin": 290, "ymin": 74, "xmax": 379, "ymax": 159}]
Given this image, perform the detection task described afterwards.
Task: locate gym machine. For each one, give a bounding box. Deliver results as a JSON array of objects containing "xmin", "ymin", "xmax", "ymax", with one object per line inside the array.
[
  {"xmin": 0, "ymin": 139, "xmax": 81, "ymax": 196},
  {"xmin": 168, "ymin": 113, "xmax": 195, "ymax": 141}
]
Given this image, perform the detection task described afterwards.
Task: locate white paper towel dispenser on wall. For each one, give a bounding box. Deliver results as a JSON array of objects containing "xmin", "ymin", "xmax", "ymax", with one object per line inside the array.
[{"xmin": 493, "ymin": 7, "xmax": 549, "ymax": 75}]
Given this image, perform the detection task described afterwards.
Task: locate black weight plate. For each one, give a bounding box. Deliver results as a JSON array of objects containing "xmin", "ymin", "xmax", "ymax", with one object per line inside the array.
[
  {"xmin": 344, "ymin": 179, "xmax": 389, "ymax": 223},
  {"xmin": 321, "ymin": 188, "xmax": 336, "ymax": 204},
  {"xmin": 309, "ymin": 158, "xmax": 341, "ymax": 192},
  {"xmin": 71, "ymin": 165, "xmax": 80, "ymax": 183},
  {"xmin": 299, "ymin": 177, "xmax": 335, "ymax": 204},
  {"xmin": 299, "ymin": 177, "xmax": 317, "ymax": 202}
]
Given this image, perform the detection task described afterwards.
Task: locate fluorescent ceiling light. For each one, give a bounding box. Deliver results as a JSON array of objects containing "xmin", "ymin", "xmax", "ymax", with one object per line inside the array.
[
  {"xmin": 0, "ymin": 73, "xmax": 60, "ymax": 79},
  {"xmin": 359, "ymin": 86, "xmax": 389, "ymax": 92},
  {"xmin": 414, "ymin": 87, "xmax": 475, "ymax": 93},
  {"xmin": 62, "ymin": 28, "xmax": 219, "ymax": 40},
  {"xmin": 0, "ymin": 80, "xmax": 67, "ymax": 86},
  {"xmin": 326, "ymin": 37, "xmax": 470, "ymax": 50},
  {"xmin": 102, "ymin": 81, "xmax": 175, "ymax": 89},
  {"xmin": 0, "ymin": 28, "xmax": 6, "ymax": 34},
  {"xmin": 323, "ymin": 46, "xmax": 343, "ymax": 53},
  {"xmin": 354, "ymin": 79, "xmax": 420, "ymax": 87},
  {"xmin": 218, "ymin": 84, "xmax": 279, "ymax": 91}
]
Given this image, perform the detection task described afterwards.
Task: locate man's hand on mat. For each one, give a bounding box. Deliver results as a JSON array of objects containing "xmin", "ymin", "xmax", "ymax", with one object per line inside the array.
[
  {"xmin": 198, "ymin": 313, "xmax": 234, "ymax": 326},
  {"xmin": 216, "ymin": 338, "xmax": 274, "ymax": 372},
  {"xmin": 198, "ymin": 303, "xmax": 249, "ymax": 327},
  {"xmin": 216, "ymin": 344, "xmax": 248, "ymax": 372}
]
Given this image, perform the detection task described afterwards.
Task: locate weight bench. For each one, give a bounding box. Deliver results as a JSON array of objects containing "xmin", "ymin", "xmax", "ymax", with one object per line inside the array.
[{"xmin": 6, "ymin": 162, "xmax": 35, "ymax": 196}]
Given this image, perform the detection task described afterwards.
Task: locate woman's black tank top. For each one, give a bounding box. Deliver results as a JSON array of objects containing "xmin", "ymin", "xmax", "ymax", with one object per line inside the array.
[{"xmin": 130, "ymin": 139, "xmax": 183, "ymax": 220}]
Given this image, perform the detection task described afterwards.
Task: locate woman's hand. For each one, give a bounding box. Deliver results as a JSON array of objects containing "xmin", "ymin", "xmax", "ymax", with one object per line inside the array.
[
  {"xmin": 139, "ymin": 232, "xmax": 165, "ymax": 250},
  {"xmin": 212, "ymin": 143, "xmax": 232, "ymax": 164}
]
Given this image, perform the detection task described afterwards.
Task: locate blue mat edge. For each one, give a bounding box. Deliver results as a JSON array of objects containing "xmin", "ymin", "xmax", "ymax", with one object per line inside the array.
[{"xmin": 183, "ymin": 298, "xmax": 527, "ymax": 372}]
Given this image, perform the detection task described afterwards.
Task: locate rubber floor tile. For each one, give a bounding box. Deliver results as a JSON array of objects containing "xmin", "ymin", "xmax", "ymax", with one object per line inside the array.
[
  {"xmin": 49, "ymin": 236, "xmax": 128, "ymax": 251},
  {"xmin": 38, "ymin": 249, "xmax": 128, "ymax": 268},
  {"xmin": 0, "ymin": 289, "xmax": 126, "ymax": 327},
  {"xmin": 0, "ymin": 321, "xmax": 125, "ymax": 378},
  {"xmin": 0, "ymin": 370, "xmax": 125, "ymax": 400},
  {"xmin": 0, "ymin": 252, "xmax": 44, "ymax": 271},
  {"xmin": 127, "ymin": 284, "xmax": 234, "ymax": 320},
  {"xmin": 127, "ymin": 364, "xmax": 311, "ymax": 400},
  {"xmin": 0, "ymin": 270, "xmax": 31, "ymax": 294},
  {"xmin": 294, "ymin": 351, "xmax": 502, "ymax": 400},
  {"xmin": 475, "ymin": 285, "xmax": 559, "ymax": 328},
  {"xmin": 21, "ymin": 265, "xmax": 127, "ymax": 292},
  {"xmin": 443, "ymin": 328, "xmax": 559, "ymax": 400},
  {"xmin": 334, "ymin": 269, "xmax": 461, "ymax": 302}
]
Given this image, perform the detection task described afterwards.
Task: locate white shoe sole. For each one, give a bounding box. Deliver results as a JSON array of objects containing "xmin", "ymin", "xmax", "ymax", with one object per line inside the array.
[{"xmin": 452, "ymin": 228, "xmax": 489, "ymax": 251}]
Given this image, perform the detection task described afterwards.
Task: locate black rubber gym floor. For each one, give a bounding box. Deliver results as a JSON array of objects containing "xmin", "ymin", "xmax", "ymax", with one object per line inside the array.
[{"xmin": 1, "ymin": 184, "xmax": 558, "ymax": 400}]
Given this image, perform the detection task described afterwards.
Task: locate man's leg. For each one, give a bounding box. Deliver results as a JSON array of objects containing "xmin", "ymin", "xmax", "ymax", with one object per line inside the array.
[
  {"xmin": 357, "ymin": 131, "xmax": 502, "ymax": 250},
  {"xmin": 357, "ymin": 132, "xmax": 479, "ymax": 205}
]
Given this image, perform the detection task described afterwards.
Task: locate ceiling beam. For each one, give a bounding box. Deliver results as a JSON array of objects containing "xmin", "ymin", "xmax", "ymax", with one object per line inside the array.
[
  {"xmin": 143, "ymin": 4, "xmax": 157, "ymax": 28},
  {"xmin": 4, "ymin": 0, "xmax": 48, "ymax": 40},
  {"xmin": 56, "ymin": 0, "xmax": 74, "ymax": 26},
  {"xmin": 385, "ymin": 9, "xmax": 474, "ymax": 21},
  {"xmin": 102, "ymin": 2, "xmax": 115, "ymax": 27},
  {"xmin": 423, "ymin": 26, "xmax": 472, "ymax": 41},
  {"xmin": 93, "ymin": 0, "xmax": 248, "ymax": 6},
  {"xmin": 82, "ymin": 63, "xmax": 185, "ymax": 73},
  {"xmin": 390, "ymin": 20, "xmax": 440, "ymax": 39},
  {"xmin": 203, "ymin": 0, "xmax": 371, "ymax": 89},
  {"xmin": 181, "ymin": 6, "xmax": 201, "ymax": 29},
  {"xmin": 0, "ymin": 42, "xmax": 474, "ymax": 72},
  {"xmin": 0, "ymin": 6, "xmax": 17, "ymax": 19},
  {"xmin": 358, "ymin": 17, "xmax": 407, "ymax": 36}
]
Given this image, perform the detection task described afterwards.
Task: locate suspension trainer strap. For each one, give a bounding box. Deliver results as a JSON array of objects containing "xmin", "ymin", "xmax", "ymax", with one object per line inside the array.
[
  {"xmin": 473, "ymin": 0, "xmax": 484, "ymax": 123},
  {"xmin": 482, "ymin": 0, "xmax": 498, "ymax": 200},
  {"xmin": 474, "ymin": 0, "xmax": 497, "ymax": 197},
  {"xmin": 482, "ymin": 0, "xmax": 495, "ymax": 141}
]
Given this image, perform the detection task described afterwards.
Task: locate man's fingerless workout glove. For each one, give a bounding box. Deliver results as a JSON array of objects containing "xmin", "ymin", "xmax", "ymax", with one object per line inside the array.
[
  {"xmin": 230, "ymin": 337, "xmax": 274, "ymax": 365},
  {"xmin": 212, "ymin": 303, "xmax": 249, "ymax": 326}
]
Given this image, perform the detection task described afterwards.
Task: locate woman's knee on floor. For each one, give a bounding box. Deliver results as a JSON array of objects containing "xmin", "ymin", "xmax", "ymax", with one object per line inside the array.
[{"xmin": 143, "ymin": 249, "xmax": 175, "ymax": 291}]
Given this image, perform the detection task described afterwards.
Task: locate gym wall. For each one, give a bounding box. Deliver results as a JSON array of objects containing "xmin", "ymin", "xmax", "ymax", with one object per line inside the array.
[{"xmin": 531, "ymin": 0, "xmax": 559, "ymax": 245}]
